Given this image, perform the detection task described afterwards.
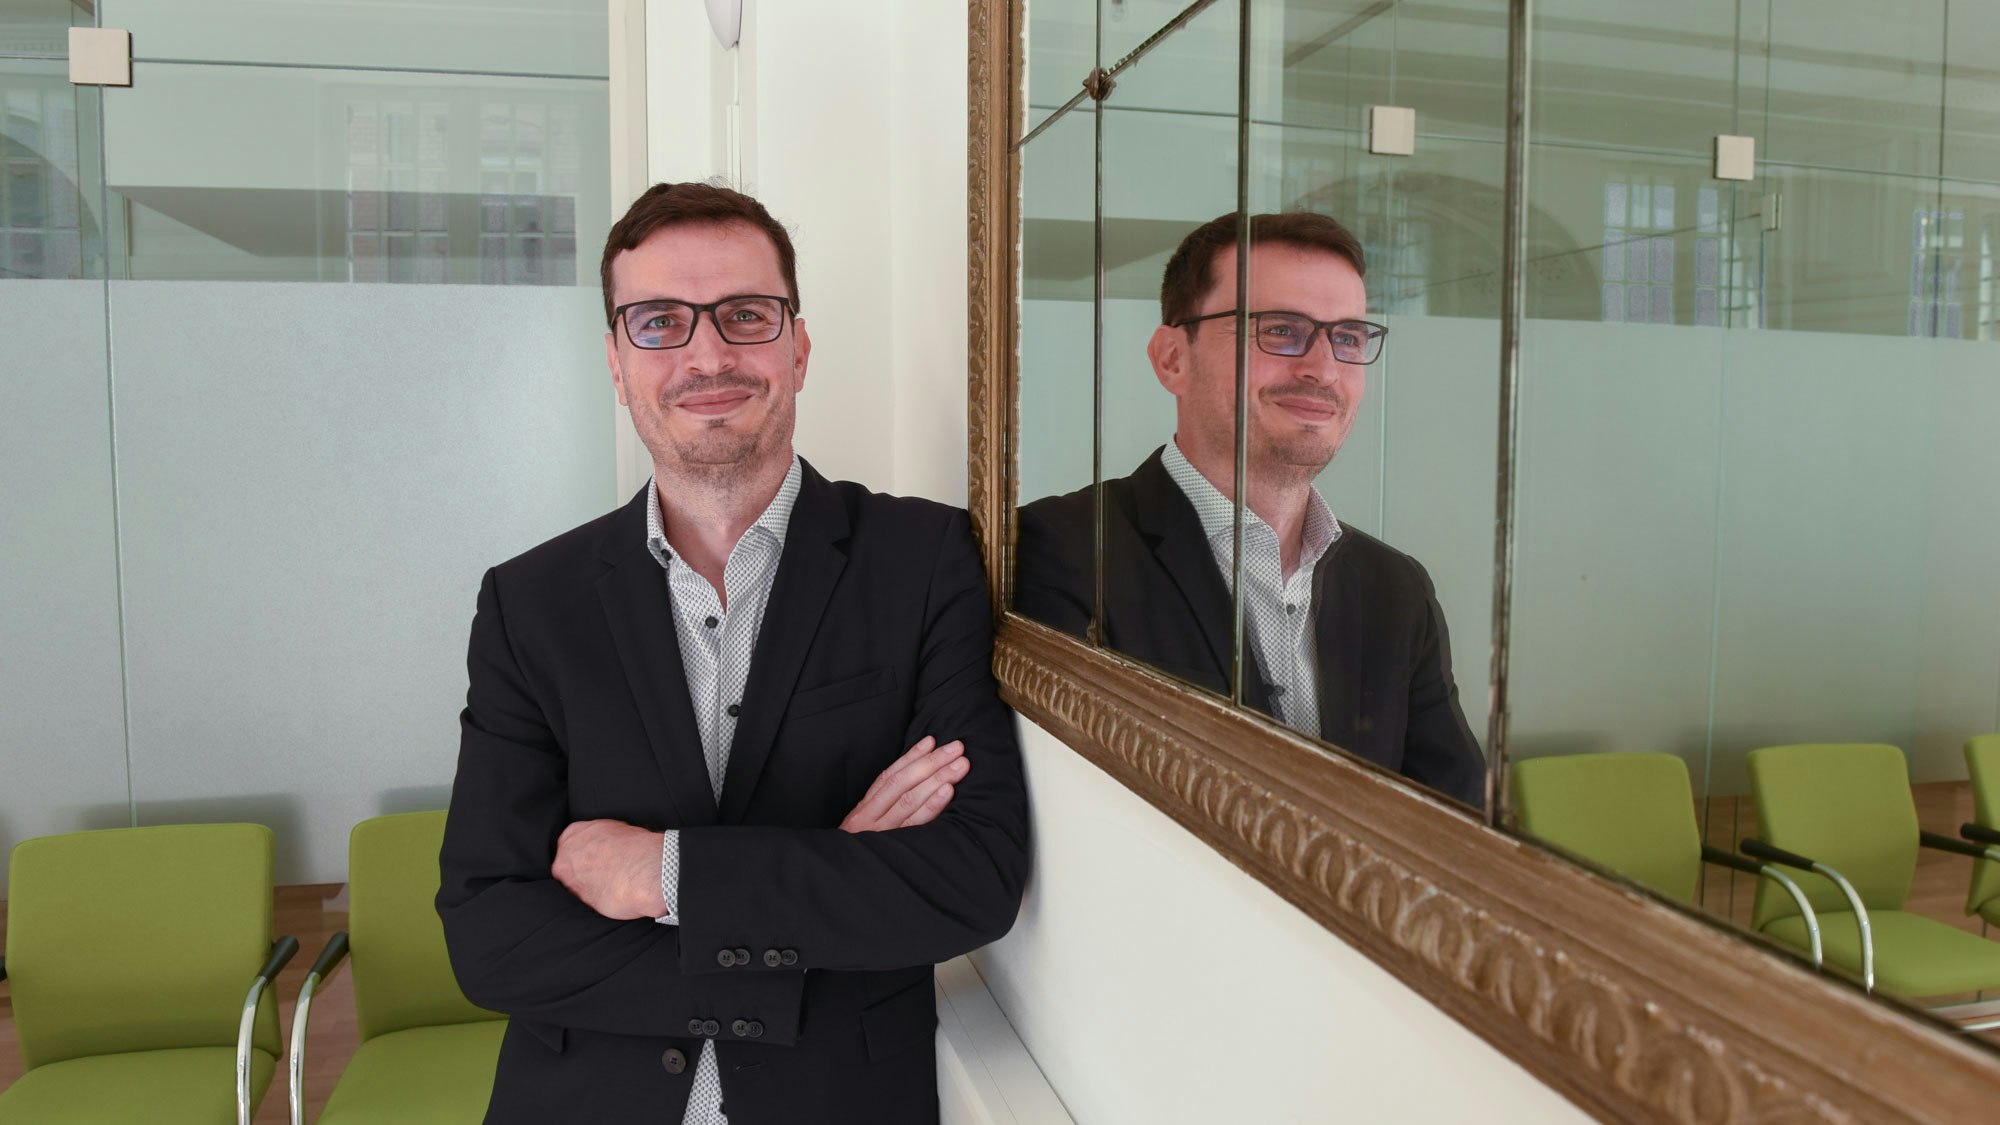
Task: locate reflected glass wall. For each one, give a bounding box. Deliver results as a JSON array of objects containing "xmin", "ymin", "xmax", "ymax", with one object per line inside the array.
[{"xmin": 0, "ymin": 0, "xmax": 614, "ymax": 889}]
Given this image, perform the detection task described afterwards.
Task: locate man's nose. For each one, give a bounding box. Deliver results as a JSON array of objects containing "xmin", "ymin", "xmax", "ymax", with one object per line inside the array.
[{"xmin": 681, "ymin": 311, "xmax": 734, "ymax": 367}]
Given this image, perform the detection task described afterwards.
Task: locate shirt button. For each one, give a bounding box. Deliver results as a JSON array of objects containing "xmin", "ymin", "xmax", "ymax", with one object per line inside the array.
[
  {"xmin": 1270, "ymin": 685, "xmax": 1287, "ymax": 698},
  {"xmin": 704, "ymin": 615, "xmax": 719, "ymax": 629},
  {"xmin": 1286, "ymin": 603, "xmax": 1297, "ymax": 614},
  {"xmin": 726, "ymin": 703, "xmax": 741, "ymax": 718}
]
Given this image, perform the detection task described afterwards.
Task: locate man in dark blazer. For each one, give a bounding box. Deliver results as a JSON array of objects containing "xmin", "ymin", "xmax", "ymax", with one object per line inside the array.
[
  {"xmin": 438, "ymin": 183, "xmax": 1029, "ymax": 1124},
  {"xmin": 1015, "ymin": 211, "xmax": 1485, "ymax": 808}
]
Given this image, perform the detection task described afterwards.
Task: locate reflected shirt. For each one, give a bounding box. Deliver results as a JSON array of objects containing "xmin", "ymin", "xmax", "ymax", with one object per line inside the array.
[
  {"xmin": 645, "ymin": 455, "xmax": 802, "ymax": 1125},
  {"xmin": 1161, "ymin": 439, "xmax": 1339, "ymax": 737}
]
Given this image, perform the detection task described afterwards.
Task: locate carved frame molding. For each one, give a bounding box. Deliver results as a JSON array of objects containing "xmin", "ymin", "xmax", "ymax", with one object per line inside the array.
[{"xmin": 966, "ymin": 0, "xmax": 2000, "ymax": 1120}]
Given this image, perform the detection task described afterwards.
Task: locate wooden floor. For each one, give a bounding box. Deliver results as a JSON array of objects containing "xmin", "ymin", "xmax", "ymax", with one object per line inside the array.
[
  {"xmin": 3, "ymin": 785, "xmax": 1999, "ymax": 1108},
  {"xmin": 0, "ymin": 884, "xmax": 358, "ymax": 1122}
]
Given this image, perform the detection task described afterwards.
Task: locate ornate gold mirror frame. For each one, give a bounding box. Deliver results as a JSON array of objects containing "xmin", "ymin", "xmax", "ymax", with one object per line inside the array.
[{"xmin": 966, "ymin": 1, "xmax": 2000, "ymax": 1120}]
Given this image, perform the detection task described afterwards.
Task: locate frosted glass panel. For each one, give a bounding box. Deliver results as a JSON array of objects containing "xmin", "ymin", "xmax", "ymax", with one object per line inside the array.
[
  {"xmin": 103, "ymin": 63, "xmax": 609, "ymax": 283},
  {"xmin": 110, "ymin": 281, "xmax": 615, "ymax": 882},
  {"xmin": 101, "ymin": 0, "xmax": 608, "ymax": 78},
  {"xmin": 2, "ymin": 60, "xmax": 107, "ymax": 280},
  {"xmin": 0, "ymin": 283, "xmax": 132, "ymax": 895},
  {"xmin": 1509, "ymin": 320, "xmax": 1726, "ymax": 789}
]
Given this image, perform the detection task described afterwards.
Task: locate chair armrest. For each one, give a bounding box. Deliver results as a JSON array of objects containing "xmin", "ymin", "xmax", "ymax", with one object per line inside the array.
[
  {"xmin": 1742, "ymin": 839, "xmax": 1876, "ymax": 992},
  {"xmin": 290, "ymin": 933, "xmax": 350, "ymax": 1125},
  {"xmin": 1920, "ymin": 830, "xmax": 1989, "ymax": 859},
  {"xmin": 1702, "ymin": 847, "xmax": 1824, "ymax": 969},
  {"xmin": 1699, "ymin": 845, "xmax": 1759, "ymax": 875},
  {"xmin": 239, "ymin": 936, "xmax": 300, "ymax": 1125},
  {"xmin": 1739, "ymin": 838, "xmax": 1818, "ymax": 870},
  {"xmin": 1963, "ymin": 822, "xmax": 2000, "ymax": 847}
]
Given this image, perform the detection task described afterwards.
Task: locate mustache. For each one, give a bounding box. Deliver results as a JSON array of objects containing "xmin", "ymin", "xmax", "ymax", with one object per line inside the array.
[
  {"xmin": 1262, "ymin": 382, "xmax": 1345, "ymax": 409},
  {"xmin": 662, "ymin": 373, "xmax": 766, "ymax": 404}
]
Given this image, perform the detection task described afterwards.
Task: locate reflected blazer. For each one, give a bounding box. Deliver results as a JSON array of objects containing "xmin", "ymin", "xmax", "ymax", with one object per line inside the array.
[
  {"xmin": 1015, "ymin": 447, "xmax": 1486, "ymax": 808},
  {"xmin": 437, "ymin": 460, "xmax": 1030, "ymax": 1125}
]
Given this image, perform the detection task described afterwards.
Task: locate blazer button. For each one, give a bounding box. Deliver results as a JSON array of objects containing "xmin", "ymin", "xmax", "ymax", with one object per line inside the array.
[
  {"xmin": 717, "ymin": 949, "xmax": 737, "ymax": 968},
  {"xmin": 661, "ymin": 1049, "xmax": 687, "ymax": 1074},
  {"xmin": 702, "ymin": 1019, "xmax": 721, "ymax": 1037},
  {"xmin": 779, "ymin": 949, "xmax": 798, "ymax": 966},
  {"xmin": 731, "ymin": 1019, "xmax": 750, "ymax": 1037},
  {"xmin": 687, "ymin": 1018, "xmax": 705, "ymax": 1035},
  {"xmin": 731, "ymin": 947, "xmax": 750, "ymax": 965},
  {"xmin": 762, "ymin": 948, "xmax": 783, "ymax": 968},
  {"xmin": 745, "ymin": 1021, "xmax": 764, "ymax": 1039}
]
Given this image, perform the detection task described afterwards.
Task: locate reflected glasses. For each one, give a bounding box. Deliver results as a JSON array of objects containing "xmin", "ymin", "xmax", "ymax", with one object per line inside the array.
[
  {"xmin": 612, "ymin": 295, "xmax": 795, "ymax": 350},
  {"xmin": 1174, "ymin": 310, "xmax": 1389, "ymax": 365}
]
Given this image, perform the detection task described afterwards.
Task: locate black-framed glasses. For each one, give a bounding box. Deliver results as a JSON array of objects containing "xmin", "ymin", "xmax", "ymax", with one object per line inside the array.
[
  {"xmin": 1174, "ymin": 310, "xmax": 1389, "ymax": 365},
  {"xmin": 612, "ymin": 294, "xmax": 796, "ymax": 350}
]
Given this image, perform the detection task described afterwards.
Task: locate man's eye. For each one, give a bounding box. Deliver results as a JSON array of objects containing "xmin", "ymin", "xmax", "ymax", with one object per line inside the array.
[
  {"xmin": 644, "ymin": 313, "xmax": 684, "ymax": 330},
  {"xmin": 1331, "ymin": 330, "xmax": 1362, "ymax": 348},
  {"xmin": 728, "ymin": 308, "xmax": 771, "ymax": 323},
  {"xmin": 1261, "ymin": 322, "xmax": 1301, "ymax": 337}
]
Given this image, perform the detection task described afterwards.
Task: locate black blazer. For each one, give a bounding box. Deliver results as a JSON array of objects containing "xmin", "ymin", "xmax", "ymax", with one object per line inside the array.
[
  {"xmin": 1016, "ymin": 448, "xmax": 1486, "ymax": 807},
  {"xmin": 438, "ymin": 460, "xmax": 1030, "ymax": 1125}
]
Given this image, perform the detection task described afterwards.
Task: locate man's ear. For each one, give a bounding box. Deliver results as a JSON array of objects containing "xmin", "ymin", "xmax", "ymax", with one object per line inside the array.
[
  {"xmin": 1148, "ymin": 323, "xmax": 1189, "ymax": 395},
  {"xmin": 790, "ymin": 316, "xmax": 811, "ymax": 392},
  {"xmin": 606, "ymin": 331, "xmax": 630, "ymax": 407}
]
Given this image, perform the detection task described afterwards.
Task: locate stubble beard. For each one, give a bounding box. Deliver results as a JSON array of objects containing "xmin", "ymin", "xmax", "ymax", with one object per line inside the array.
[{"xmin": 638, "ymin": 391, "xmax": 795, "ymax": 488}]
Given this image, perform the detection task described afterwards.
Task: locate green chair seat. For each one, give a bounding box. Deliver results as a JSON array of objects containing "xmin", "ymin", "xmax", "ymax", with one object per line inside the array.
[
  {"xmin": 0, "ymin": 1046, "xmax": 275, "ymax": 1125},
  {"xmin": 317, "ymin": 1021, "xmax": 505, "ymax": 1125},
  {"xmin": 1764, "ymin": 910, "xmax": 2000, "ymax": 999}
]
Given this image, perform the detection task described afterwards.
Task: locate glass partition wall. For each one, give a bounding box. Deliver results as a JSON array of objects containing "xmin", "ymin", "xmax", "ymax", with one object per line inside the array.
[
  {"xmin": 1014, "ymin": 0, "xmax": 2000, "ymax": 1037},
  {"xmin": 0, "ymin": 0, "xmax": 616, "ymax": 890}
]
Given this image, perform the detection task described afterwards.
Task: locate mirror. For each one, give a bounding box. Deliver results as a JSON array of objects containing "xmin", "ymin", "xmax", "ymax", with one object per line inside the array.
[{"xmin": 1000, "ymin": 0, "xmax": 2000, "ymax": 1062}]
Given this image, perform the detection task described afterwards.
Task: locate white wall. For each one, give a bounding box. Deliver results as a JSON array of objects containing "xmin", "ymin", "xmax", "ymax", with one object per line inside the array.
[{"xmin": 639, "ymin": 1, "xmax": 1584, "ymax": 1120}]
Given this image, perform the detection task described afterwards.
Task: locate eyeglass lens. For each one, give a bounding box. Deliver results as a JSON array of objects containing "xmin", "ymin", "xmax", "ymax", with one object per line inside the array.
[
  {"xmin": 1254, "ymin": 314, "xmax": 1383, "ymax": 362},
  {"xmin": 625, "ymin": 297, "xmax": 787, "ymax": 349}
]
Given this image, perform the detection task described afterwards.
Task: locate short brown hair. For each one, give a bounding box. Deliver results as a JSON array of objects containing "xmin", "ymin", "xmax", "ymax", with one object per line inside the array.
[
  {"xmin": 1159, "ymin": 211, "xmax": 1367, "ymax": 329},
  {"xmin": 599, "ymin": 181, "xmax": 801, "ymax": 328}
]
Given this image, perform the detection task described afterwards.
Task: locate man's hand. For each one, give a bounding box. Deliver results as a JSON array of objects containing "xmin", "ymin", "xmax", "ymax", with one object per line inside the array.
[
  {"xmin": 553, "ymin": 819, "xmax": 669, "ymax": 920},
  {"xmin": 840, "ymin": 735, "xmax": 969, "ymax": 833}
]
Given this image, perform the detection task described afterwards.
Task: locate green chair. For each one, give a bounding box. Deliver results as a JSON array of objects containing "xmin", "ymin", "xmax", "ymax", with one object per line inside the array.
[
  {"xmin": 1742, "ymin": 742, "xmax": 2000, "ymax": 1003},
  {"xmin": 291, "ymin": 811, "xmax": 506, "ymax": 1124},
  {"xmin": 1511, "ymin": 751, "xmax": 1823, "ymax": 966},
  {"xmin": 1961, "ymin": 734, "xmax": 2000, "ymax": 930},
  {"xmin": 0, "ymin": 823, "xmax": 298, "ymax": 1125}
]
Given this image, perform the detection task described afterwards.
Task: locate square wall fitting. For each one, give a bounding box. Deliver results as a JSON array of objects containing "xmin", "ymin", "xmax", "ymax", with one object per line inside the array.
[
  {"xmin": 69, "ymin": 28, "xmax": 132, "ymax": 86},
  {"xmin": 1369, "ymin": 105, "xmax": 1416, "ymax": 156},
  {"xmin": 1715, "ymin": 134, "xmax": 1756, "ymax": 181}
]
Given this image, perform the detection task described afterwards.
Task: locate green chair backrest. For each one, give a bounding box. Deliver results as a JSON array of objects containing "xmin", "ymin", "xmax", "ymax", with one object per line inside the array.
[
  {"xmin": 348, "ymin": 811, "xmax": 501, "ymax": 1042},
  {"xmin": 5, "ymin": 823, "xmax": 282, "ymax": 1070},
  {"xmin": 1747, "ymin": 743, "xmax": 1916, "ymax": 930},
  {"xmin": 1510, "ymin": 752, "xmax": 1701, "ymax": 904},
  {"xmin": 1965, "ymin": 734, "xmax": 2000, "ymax": 917}
]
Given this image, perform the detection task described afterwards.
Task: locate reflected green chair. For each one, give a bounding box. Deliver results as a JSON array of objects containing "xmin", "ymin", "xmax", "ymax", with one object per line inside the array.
[
  {"xmin": 0, "ymin": 823, "xmax": 298, "ymax": 1125},
  {"xmin": 1742, "ymin": 742, "xmax": 2000, "ymax": 1002},
  {"xmin": 291, "ymin": 811, "xmax": 506, "ymax": 1125},
  {"xmin": 1961, "ymin": 734, "xmax": 2000, "ymax": 930},
  {"xmin": 1510, "ymin": 751, "xmax": 1822, "ymax": 966}
]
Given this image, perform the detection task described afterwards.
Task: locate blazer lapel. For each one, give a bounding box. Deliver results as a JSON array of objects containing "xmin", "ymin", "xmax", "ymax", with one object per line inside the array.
[
  {"xmin": 1313, "ymin": 530, "xmax": 1365, "ymax": 752},
  {"xmin": 594, "ymin": 487, "xmax": 720, "ymax": 828},
  {"xmin": 718, "ymin": 461, "xmax": 850, "ymax": 824},
  {"xmin": 1129, "ymin": 450, "xmax": 1273, "ymax": 713}
]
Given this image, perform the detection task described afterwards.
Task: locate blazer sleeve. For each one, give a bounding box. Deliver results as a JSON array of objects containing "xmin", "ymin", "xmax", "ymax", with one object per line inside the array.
[
  {"xmin": 1011, "ymin": 497, "xmax": 1092, "ymax": 639},
  {"xmin": 1401, "ymin": 562, "xmax": 1490, "ymax": 810},
  {"xmin": 673, "ymin": 509, "xmax": 1032, "ymax": 974},
  {"xmin": 435, "ymin": 568, "xmax": 808, "ymax": 1043}
]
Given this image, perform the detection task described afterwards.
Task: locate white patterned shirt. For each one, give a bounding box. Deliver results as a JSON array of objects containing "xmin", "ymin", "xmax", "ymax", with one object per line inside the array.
[
  {"xmin": 647, "ymin": 455, "xmax": 802, "ymax": 1125},
  {"xmin": 1161, "ymin": 440, "xmax": 1339, "ymax": 737}
]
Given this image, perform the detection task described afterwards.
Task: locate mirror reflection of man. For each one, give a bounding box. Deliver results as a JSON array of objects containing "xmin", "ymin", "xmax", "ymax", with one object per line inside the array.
[{"xmin": 1016, "ymin": 212, "xmax": 1486, "ymax": 807}]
